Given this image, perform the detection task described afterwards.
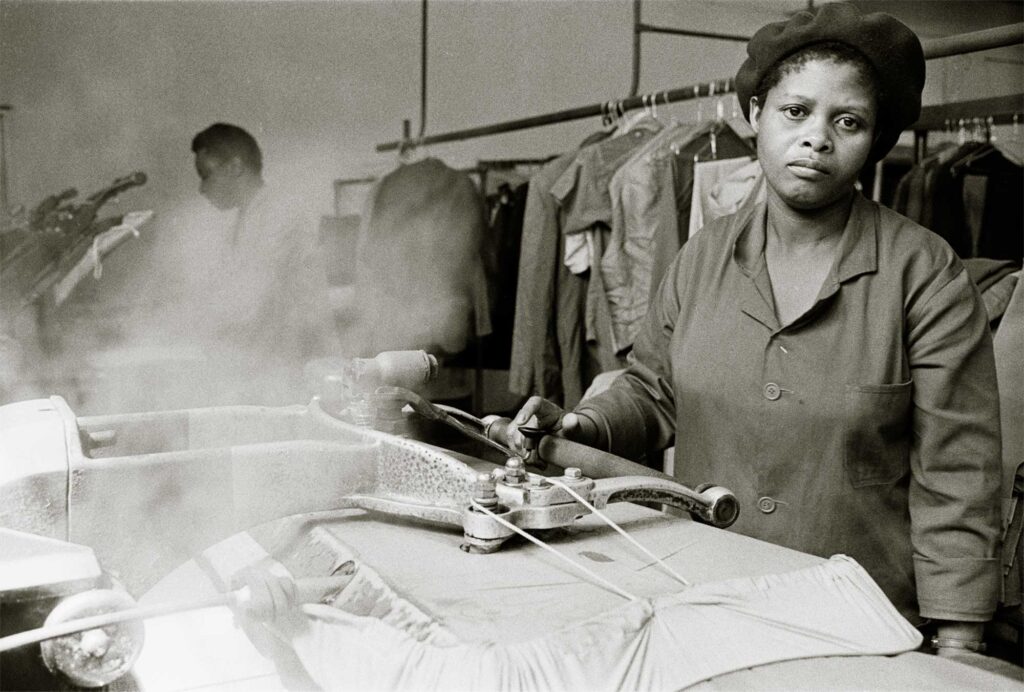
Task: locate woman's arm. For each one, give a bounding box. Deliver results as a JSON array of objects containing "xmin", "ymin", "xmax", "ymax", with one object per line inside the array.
[
  {"xmin": 906, "ymin": 265, "xmax": 1003, "ymax": 623},
  {"xmin": 569, "ymin": 247, "xmax": 691, "ymax": 462}
]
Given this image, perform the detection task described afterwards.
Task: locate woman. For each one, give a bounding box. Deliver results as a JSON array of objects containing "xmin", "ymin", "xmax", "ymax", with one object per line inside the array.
[{"xmin": 512, "ymin": 3, "xmax": 1002, "ymax": 658}]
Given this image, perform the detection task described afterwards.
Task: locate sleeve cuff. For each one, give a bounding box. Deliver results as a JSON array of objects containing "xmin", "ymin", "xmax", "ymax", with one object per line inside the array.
[
  {"xmin": 914, "ymin": 555, "xmax": 1001, "ymax": 621},
  {"xmin": 574, "ymin": 397, "xmax": 650, "ymax": 463}
]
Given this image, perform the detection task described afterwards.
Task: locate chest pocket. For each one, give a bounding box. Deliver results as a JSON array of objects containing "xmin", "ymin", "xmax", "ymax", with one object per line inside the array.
[{"xmin": 844, "ymin": 381, "xmax": 913, "ymax": 488}]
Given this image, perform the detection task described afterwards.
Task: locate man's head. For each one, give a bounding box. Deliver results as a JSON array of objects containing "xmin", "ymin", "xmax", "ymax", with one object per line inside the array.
[{"xmin": 191, "ymin": 123, "xmax": 263, "ymax": 210}]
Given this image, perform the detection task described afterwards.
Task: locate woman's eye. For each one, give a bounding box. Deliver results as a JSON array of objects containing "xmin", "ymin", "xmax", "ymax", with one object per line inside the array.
[{"xmin": 837, "ymin": 116, "xmax": 862, "ymax": 131}]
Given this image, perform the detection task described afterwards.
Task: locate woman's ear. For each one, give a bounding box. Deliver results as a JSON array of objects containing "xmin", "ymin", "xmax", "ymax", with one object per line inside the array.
[{"xmin": 748, "ymin": 97, "xmax": 762, "ymax": 134}]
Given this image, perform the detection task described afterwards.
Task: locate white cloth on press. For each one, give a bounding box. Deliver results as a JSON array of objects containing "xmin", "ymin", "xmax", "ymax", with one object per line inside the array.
[{"xmin": 275, "ymin": 555, "xmax": 922, "ymax": 691}]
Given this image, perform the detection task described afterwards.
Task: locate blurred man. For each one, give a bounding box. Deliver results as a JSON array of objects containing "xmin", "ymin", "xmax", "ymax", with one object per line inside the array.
[{"xmin": 189, "ymin": 122, "xmax": 334, "ymax": 404}]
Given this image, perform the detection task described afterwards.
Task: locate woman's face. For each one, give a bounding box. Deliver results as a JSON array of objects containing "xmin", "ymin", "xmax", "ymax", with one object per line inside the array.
[{"xmin": 750, "ymin": 58, "xmax": 876, "ymax": 211}]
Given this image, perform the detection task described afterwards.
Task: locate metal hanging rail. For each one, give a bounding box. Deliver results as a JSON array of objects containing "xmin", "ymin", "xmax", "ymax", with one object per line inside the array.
[
  {"xmin": 629, "ymin": 0, "xmax": 750, "ymax": 97},
  {"xmin": 914, "ymin": 93, "xmax": 1024, "ymax": 132},
  {"xmin": 375, "ymin": 78, "xmax": 735, "ymax": 153},
  {"xmin": 375, "ymin": 22, "xmax": 1024, "ymax": 153}
]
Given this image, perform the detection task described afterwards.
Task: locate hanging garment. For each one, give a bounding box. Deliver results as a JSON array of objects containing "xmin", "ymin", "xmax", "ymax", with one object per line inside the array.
[
  {"xmin": 511, "ymin": 126, "xmax": 657, "ymax": 406},
  {"xmin": 552, "ymin": 127, "xmax": 660, "ymax": 405},
  {"xmin": 602, "ymin": 122, "xmax": 709, "ymax": 355},
  {"xmin": 905, "ymin": 142, "xmax": 1024, "ymax": 261},
  {"xmin": 971, "ymin": 149, "xmax": 1024, "ymax": 261},
  {"xmin": 563, "ymin": 232, "xmax": 591, "ymax": 274},
  {"xmin": 688, "ymin": 156, "xmax": 763, "ymax": 239},
  {"xmin": 349, "ymin": 158, "xmax": 491, "ymax": 357},
  {"xmin": 550, "ymin": 120, "xmax": 663, "ymax": 237},
  {"xmin": 509, "ymin": 152, "xmax": 580, "ymax": 404},
  {"xmin": 476, "ymin": 182, "xmax": 528, "ymax": 370},
  {"xmin": 922, "ymin": 142, "xmax": 984, "ymax": 256},
  {"xmin": 993, "ymin": 273, "xmax": 1023, "ymax": 615},
  {"xmin": 600, "ymin": 124, "xmax": 756, "ymax": 356}
]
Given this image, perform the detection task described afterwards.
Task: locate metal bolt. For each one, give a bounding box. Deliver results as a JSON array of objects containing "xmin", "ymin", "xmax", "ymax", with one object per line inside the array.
[
  {"xmin": 563, "ymin": 467, "xmax": 583, "ymax": 480},
  {"xmin": 504, "ymin": 457, "xmax": 526, "ymax": 483},
  {"xmin": 473, "ymin": 473, "xmax": 496, "ymax": 499},
  {"xmin": 528, "ymin": 474, "xmax": 549, "ymax": 489},
  {"xmin": 472, "ymin": 473, "xmax": 498, "ymax": 510}
]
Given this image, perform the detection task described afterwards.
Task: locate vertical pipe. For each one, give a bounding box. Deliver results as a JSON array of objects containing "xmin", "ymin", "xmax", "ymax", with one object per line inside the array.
[
  {"xmin": 0, "ymin": 105, "xmax": 10, "ymax": 222},
  {"xmin": 419, "ymin": 0, "xmax": 428, "ymax": 140},
  {"xmin": 913, "ymin": 131, "xmax": 928, "ymax": 164},
  {"xmin": 629, "ymin": 0, "xmax": 642, "ymax": 97},
  {"xmin": 871, "ymin": 160, "xmax": 884, "ymax": 203}
]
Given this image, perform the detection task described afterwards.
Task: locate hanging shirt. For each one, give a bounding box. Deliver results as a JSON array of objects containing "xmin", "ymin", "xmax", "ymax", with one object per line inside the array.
[
  {"xmin": 602, "ymin": 122, "xmax": 709, "ymax": 355},
  {"xmin": 601, "ymin": 123, "xmax": 754, "ymax": 356},
  {"xmin": 688, "ymin": 157, "xmax": 762, "ymax": 239},
  {"xmin": 549, "ymin": 121, "xmax": 662, "ymax": 237},
  {"xmin": 574, "ymin": 193, "xmax": 1002, "ymax": 624}
]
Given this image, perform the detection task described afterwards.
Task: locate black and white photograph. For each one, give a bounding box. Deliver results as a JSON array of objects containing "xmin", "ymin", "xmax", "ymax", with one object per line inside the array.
[{"xmin": 0, "ymin": 0, "xmax": 1022, "ymax": 689}]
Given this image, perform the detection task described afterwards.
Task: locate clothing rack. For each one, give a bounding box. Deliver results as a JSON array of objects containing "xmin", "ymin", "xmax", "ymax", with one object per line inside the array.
[
  {"xmin": 376, "ymin": 22, "xmax": 1024, "ymax": 153},
  {"xmin": 911, "ymin": 93, "xmax": 1024, "ymax": 162}
]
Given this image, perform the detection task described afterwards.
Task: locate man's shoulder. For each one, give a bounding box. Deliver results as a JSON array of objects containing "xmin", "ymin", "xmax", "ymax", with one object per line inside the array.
[{"xmin": 242, "ymin": 186, "xmax": 314, "ymax": 239}]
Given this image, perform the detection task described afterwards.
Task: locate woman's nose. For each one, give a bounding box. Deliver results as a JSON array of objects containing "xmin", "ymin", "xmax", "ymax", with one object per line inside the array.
[{"xmin": 801, "ymin": 119, "xmax": 832, "ymax": 152}]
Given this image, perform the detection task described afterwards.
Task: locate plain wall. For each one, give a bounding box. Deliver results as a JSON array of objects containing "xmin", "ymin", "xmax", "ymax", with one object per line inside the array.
[{"xmin": 2, "ymin": 1, "xmax": 1020, "ymax": 220}]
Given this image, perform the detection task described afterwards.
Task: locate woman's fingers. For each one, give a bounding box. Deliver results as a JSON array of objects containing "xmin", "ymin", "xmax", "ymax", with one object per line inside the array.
[
  {"xmin": 512, "ymin": 396, "xmax": 548, "ymax": 426},
  {"xmin": 509, "ymin": 396, "xmax": 565, "ymax": 451},
  {"xmin": 561, "ymin": 412, "xmax": 580, "ymax": 434}
]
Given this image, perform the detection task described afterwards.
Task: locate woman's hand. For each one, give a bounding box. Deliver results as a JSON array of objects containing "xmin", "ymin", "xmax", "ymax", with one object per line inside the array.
[{"xmin": 508, "ymin": 396, "xmax": 581, "ymax": 453}]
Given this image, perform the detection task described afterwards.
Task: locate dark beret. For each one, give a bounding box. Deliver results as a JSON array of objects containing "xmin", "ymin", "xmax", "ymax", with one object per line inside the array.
[{"xmin": 736, "ymin": 2, "xmax": 925, "ymax": 163}]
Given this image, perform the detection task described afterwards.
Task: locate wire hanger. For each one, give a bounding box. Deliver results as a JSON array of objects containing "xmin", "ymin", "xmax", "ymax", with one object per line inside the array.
[{"xmin": 707, "ymin": 82, "xmax": 719, "ymax": 161}]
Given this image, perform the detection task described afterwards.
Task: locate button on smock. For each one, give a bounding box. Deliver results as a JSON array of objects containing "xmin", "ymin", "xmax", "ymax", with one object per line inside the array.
[
  {"xmin": 763, "ymin": 382, "xmax": 782, "ymax": 401},
  {"xmin": 757, "ymin": 496, "xmax": 777, "ymax": 514}
]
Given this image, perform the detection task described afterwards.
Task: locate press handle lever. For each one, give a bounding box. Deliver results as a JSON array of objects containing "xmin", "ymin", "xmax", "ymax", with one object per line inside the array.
[{"xmin": 483, "ymin": 416, "xmax": 671, "ymax": 481}]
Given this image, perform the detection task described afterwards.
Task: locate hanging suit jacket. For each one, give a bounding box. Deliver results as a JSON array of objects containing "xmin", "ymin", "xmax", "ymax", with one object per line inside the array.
[{"xmin": 350, "ymin": 158, "xmax": 490, "ymax": 357}]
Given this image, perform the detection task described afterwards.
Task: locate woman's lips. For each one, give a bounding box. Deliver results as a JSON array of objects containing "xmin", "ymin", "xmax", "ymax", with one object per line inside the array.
[{"xmin": 787, "ymin": 159, "xmax": 830, "ymax": 177}]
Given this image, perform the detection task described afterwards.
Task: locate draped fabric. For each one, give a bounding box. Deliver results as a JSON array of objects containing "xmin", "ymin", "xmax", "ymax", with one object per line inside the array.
[
  {"xmin": 891, "ymin": 142, "xmax": 1023, "ymax": 262},
  {"xmin": 509, "ymin": 121, "xmax": 760, "ymax": 406},
  {"xmin": 349, "ymin": 158, "xmax": 491, "ymax": 358},
  {"xmin": 276, "ymin": 556, "xmax": 922, "ymax": 691}
]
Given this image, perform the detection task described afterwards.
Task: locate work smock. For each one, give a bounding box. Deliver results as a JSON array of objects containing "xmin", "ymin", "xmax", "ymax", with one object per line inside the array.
[
  {"xmin": 199, "ymin": 186, "xmax": 334, "ymax": 404},
  {"xmin": 575, "ymin": 192, "xmax": 1003, "ymax": 624}
]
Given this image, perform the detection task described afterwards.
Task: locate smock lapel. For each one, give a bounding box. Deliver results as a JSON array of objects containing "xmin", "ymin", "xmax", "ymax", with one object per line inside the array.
[
  {"xmin": 815, "ymin": 192, "xmax": 879, "ymax": 305},
  {"xmin": 733, "ymin": 202, "xmax": 780, "ymax": 331}
]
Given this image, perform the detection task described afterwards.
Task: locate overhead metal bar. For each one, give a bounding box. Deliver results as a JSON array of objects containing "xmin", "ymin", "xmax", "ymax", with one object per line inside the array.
[
  {"xmin": 375, "ymin": 21, "xmax": 1024, "ymax": 153},
  {"xmin": 376, "ymin": 78, "xmax": 735, "ymax": 152},
  {"xmin": 922, "ymin": 22, "xmax": 1024, "ymax": 59},
  {"xmin": 629, "ymin": 0, "xmax": 748, "ymax": 96},
  {"xmin": 636, "ymin": 23, "xmax": 750, "ymax": 43},
  {"xmin": 913, "ymin": 93, "xmax": 1024, "ymax": 131}
]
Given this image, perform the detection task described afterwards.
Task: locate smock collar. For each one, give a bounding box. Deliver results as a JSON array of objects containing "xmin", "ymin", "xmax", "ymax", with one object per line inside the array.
[{"xmin": 732, "ymin": 191, "xmax": 878, "ymax": 285}]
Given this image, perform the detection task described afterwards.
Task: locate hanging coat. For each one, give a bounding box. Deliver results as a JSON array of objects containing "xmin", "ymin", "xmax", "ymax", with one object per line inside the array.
[{"xmin": 349, "ymin": 158, "xmax": 490, "ymax": 357}]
